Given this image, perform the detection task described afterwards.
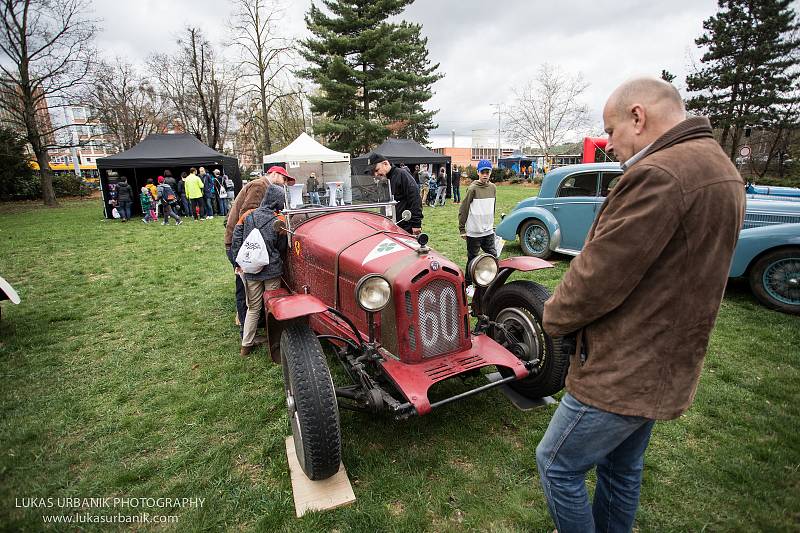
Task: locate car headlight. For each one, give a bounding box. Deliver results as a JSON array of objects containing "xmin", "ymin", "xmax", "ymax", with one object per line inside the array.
[
  {"xmin": 355, "ymin": 275, "xmax": 391, "ymax": 312},
  {"xmin": 469, "ymin": 254, "xmax": 499, "ymax": 287}
]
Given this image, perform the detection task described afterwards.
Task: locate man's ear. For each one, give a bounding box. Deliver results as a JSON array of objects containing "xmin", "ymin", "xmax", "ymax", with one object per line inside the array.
[{"xmin": 631, "ymin": 104, "xmax": 646, "ymax": 134}]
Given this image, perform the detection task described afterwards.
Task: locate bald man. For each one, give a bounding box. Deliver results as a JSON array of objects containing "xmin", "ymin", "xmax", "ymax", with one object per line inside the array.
[{"xmin": 536, "ymin": 78, "xmax": 745, "ymax": 533}]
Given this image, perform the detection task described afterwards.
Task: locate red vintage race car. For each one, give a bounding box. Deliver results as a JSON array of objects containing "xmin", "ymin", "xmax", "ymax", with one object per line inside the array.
[{"xmin": 263, "ymin": 183, "xmax": 569, "ymax": 480}]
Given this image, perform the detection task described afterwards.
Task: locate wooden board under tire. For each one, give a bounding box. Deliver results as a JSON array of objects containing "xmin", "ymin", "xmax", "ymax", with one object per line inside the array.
[{"xmin": 286, "ymin": 436, "xmax": 355, "ymax": 517}]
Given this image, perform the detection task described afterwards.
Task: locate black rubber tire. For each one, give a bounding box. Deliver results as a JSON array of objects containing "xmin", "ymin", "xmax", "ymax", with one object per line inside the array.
[
  {"xmin": 487, "ymin": 280, "xmax": 568, "ymax": 398},
  {"xmin": 748, "ymin": 248, "xmax": 800, "ymax": 315},
  {"xmin": 280, "ymin": 319, "xmax": 342, "ymax": 480},
  {"xmin": 519, "ymin": 219, "xmax": 552, "ymax": 259}
]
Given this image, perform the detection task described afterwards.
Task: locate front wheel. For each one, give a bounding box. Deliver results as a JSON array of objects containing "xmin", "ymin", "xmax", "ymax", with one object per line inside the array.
[
  {"xmin": 488, "ymin": 280, "xmax": 568, "ymax": 398},
  {"xmin": 281, "ymin": 320, "xmax": 342, "ymax": 480},
  {"xmin": 749, "ymin": 248, "xmax": 800, "ymax": 315},
  {"xmin": 519, "ymin": 219, "xmax": 552, "ymax": 259}
]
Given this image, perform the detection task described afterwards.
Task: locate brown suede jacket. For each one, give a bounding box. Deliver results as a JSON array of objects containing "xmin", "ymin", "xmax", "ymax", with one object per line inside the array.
[
  {"xmin": 543, "ymin": 117, "xmax": 746, "ymax": 420},
  {"xmin": 224, "ymin": 177, "xmax": 269, "ymax": 248}
]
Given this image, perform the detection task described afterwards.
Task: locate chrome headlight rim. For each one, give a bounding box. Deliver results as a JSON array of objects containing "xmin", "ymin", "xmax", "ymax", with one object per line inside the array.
[
  {"xmin": 355, "ymin": 274, "xmax": 392, "ymax": 312},
  {"xmin": 469, "ymin": 253, "xmax": 499, "ymax": 287}
]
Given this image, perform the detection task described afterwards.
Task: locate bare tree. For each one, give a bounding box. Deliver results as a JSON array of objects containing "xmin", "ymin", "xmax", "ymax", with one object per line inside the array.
[
  {"xmin": 229, "ymin": 0, "xmax": 296, "ymax": 155},
  {"xmin": 84, "ymin": 58, "xmax": 163, "ymax": 151},
  {"xmin": 148, "ymin": 26, "xmax": 238, "ymax": 151},
  {"xmin": 148, "ymin": 51, "xmax": 203, "ymax": 138},
  {"xmin": 505, "ymin": 63, "xmax": 591, "ymax": 161},
  {"xmin": 0, "ymin": 0, "xmax": 97, "ymax": 206}
]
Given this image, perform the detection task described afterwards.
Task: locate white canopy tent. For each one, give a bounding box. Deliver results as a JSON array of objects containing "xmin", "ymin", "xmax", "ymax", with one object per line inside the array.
[{"xmin": 263, "ymin": 133, "xmax": 352, "ymax": 203}]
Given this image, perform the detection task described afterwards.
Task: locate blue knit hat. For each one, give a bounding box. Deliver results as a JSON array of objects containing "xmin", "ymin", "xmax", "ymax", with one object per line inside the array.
[{"xmin": 477, "ymin": 159, "xmax": 492, "ymax": 172}]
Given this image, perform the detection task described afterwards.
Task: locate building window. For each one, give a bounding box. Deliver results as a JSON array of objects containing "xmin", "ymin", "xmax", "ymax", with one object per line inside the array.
[{"xmin": 71, "ymin": 107, "xmax": 86, "ymax": 120}]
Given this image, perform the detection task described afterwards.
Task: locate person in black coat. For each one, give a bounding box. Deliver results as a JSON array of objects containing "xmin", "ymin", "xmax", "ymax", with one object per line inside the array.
[
  {"xmin": 115, "ymin": 177, "xmax": 134, "ymax": 222},
  {"xmin": 366, "ymin": 154, "xmax": 423, "ymax": 235}
]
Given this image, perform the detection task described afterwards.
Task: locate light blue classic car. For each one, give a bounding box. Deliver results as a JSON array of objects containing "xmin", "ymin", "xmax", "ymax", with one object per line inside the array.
[{"xmin": 496, "ymin": 162, "xmax": 800, "ymax": 314}]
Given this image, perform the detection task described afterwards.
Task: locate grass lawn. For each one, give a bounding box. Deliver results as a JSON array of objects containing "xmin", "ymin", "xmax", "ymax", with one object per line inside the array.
[{"xmin": 0, "ymin": 186, "xmax": 798, "ymax": 531}]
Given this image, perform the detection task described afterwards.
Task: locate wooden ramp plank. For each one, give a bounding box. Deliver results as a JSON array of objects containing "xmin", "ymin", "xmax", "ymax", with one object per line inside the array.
[{"xmin": 286, "ymin": 436, "xmax": 356, "ymax": 517}]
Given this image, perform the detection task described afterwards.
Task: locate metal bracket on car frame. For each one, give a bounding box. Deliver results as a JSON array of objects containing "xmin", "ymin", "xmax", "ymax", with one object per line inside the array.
[{"xmin": 485, "ymin": 372, "xmax": 557, "ymax": 411}]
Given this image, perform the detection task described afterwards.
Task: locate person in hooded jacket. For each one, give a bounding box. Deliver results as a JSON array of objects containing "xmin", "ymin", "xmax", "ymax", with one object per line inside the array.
[
  {"xmin": 115, "ymin": 177, "xmax": 134, "ymax": 221},
  {"xmin": 230, "ymin": 184, "xmax": 288, "ymax": 356},
  {"xmin": 163, "ymin": 170, "xmax": 178, "ymax": 194}
]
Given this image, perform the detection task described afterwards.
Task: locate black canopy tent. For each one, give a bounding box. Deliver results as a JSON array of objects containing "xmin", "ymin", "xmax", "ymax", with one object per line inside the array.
[
  {"xmin": 352, "ymin": 138, "xmax": 453, "ymax": 197},
  {"xmin": 97, "ymin": 134, "xmax": 241, "ymax": 218},
  {"xmin": 352, "ymin": 138, "xmax": 451, "ymax": 174}
]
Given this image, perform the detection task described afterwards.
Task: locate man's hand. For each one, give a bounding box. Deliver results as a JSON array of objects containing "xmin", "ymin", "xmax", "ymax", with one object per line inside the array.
[
  {"xmin": 460, "ymin": 233, "xmax": 467, "ymax": 240},
  {"xmin": 412, "ymin": 227, "xmax": 422, "ymax": 235},
  {"xmin": 234, "ymin": 266, "xmax": 243, "ymax": 275}
]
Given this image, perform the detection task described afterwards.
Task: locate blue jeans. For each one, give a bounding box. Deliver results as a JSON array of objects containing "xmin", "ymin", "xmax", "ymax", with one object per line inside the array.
[
  {"xmin": 434, "ymin": 185, "xmax": 446, "ymax": 205},
  {"xmin": 309, "ymin": 192, "xmax": 320, "ymax": 205},
  {"xmin": 536, "ymin": 393, "xmax": 655, "ymax": 533},
  {"xmin": 217, "ymin": 195, "xmax": 228, "ymax": 216},
  {"xmin": 452, "ymin": 183, "xmax": 460, "ymax": 202},
  {"xmin": 204, "ymin": 196, "xmax": 215, "ymax": 216},
  {"xmin": 117, "ymin": 201, "xmax": 132, "ymax": 220}
]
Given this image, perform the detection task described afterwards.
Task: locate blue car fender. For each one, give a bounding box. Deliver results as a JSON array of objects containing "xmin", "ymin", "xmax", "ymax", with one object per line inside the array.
[
  {"xmin": 496, "ymin": 206, "xmax": 561, "ymax": 250},
  {"xmin": 729, "ymin": 223, "xmax": 800, "ymax": 277}
]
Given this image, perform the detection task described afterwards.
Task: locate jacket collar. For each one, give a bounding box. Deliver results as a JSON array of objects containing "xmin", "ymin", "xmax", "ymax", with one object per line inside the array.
[{"xmin": 634, "ymin": 116, "xmax": 713, "ymax": 166}]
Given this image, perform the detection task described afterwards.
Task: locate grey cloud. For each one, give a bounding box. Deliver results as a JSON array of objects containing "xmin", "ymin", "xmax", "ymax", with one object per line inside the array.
[{"xmin": 93, "ymin": 0, "xmax": 719, "ymax": 139}]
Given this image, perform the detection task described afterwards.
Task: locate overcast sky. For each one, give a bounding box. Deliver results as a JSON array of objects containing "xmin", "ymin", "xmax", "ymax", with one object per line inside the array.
[{"xmin": 93, "ymin": 0, "xmax": 730, "ymax": 147}]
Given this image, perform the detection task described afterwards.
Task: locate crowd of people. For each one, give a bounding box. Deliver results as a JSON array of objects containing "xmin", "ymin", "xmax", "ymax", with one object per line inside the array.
[{"xmin": 110, "ymin": 167, "xmax": 236, "ymax": 224}]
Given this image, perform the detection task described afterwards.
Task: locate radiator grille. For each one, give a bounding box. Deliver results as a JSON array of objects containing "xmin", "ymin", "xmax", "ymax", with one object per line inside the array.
[
  {"xmin": 743, "ymin": 212, "xmax": 800, "ymax": 229},
  {"xmin": 417, "ymin": 279, "xmax": 461, "ymax": 358}
]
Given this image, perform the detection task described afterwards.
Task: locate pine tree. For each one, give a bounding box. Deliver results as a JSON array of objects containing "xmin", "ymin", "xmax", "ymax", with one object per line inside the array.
[
  {"xmin": 686, "ymin": 0, "xmax": 799, "ymax": 161},
  {"xmin": 300, "ymin": 0, "xmax": 441, "ymax": 155},
  {"xmin": 382, "ymin": 22, "xmax": 443, "ymax": 143}
]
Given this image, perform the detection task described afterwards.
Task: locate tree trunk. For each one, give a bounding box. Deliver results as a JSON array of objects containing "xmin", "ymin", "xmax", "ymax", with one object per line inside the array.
[
  {"xmin": 728, "ymin": 125, "xmax": 741, "ymax": 162},
  {"xmin": 33, "ymin": 144, "xmax": 57, "ymax": 207},
  {"xmin": 261, "ymin": 82, "xmax": 271, "ymax": 155}
]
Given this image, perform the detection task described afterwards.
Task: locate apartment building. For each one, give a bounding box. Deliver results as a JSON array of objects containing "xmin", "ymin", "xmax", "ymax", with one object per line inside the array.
[{"xmin": 48, "ymin": 105, "xmax": 116, "ymax": 166}]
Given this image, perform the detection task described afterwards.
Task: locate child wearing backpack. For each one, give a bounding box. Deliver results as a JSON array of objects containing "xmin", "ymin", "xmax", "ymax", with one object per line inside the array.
[
  {"xmin": 157, "ymin": 176, "xmax": 182, "ymax": 225},
  {"xmin": 140, "ymin": 187, "xmax": 155, "ymax": 223},
  {"xmin": 230, "ymin": 184, "xmax": 287, "ymax": 356}
]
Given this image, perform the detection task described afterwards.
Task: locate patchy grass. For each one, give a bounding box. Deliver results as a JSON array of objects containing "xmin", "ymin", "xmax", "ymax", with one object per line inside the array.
[{"xmin": 0, "ymin": 186, "xmax": 798, "ymax": 531}]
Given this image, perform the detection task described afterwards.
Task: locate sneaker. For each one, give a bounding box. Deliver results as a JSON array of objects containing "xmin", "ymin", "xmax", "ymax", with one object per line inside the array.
[
  {"xmin": 142, "ymin": 218, "xmax": 147, "ymax": 223},
  {"xmin": 466, "ymin": 285, "xmax": 475, "ymax": 298},
  {"xmin": 240, "ymin": 345, "xmax": 254, "ymax": 357},
  {"xmin": 176, "ymin": 219, "xmax": 182, "ymax": 226},
  {"xmin": 206, "ymin": 215, "xmax": 213, "ymax": 219},
  {"xmin": 162, "ymin": 222, "xmax": 167, "ymax": 225}
]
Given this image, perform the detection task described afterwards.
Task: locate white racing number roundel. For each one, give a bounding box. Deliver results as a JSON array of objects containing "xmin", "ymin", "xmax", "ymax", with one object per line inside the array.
[{"xmin": 418, "ymin": 281, "xmax": 459, "ymax": 356}]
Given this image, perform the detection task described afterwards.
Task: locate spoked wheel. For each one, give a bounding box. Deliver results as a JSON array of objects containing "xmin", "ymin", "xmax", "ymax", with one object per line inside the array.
[
  {"xmin": 281, "ymin": 319, "xmax": 342, "ymax": 480},
  {"xmin": 749, "ymin": 248, "xmax": 800, "ymax": 315},
  {"xmin": 519, "ymin": 219, "xmax": 552, "ymax": 259},
  {"xmin": 488, "ymin": 280, "xmax": 568, "ymax": 398}
]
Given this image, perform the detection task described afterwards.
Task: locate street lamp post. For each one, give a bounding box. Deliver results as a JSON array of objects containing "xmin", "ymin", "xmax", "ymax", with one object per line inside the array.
[{"xmin": 490, "ymin": 103, "xmax": 501, "ymax": 165}]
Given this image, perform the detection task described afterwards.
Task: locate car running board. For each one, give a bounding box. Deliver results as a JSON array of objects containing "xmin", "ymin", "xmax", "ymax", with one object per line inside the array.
[{"xmin": 486, "ymin": 372, "xmax": 558, "ymax": 411}]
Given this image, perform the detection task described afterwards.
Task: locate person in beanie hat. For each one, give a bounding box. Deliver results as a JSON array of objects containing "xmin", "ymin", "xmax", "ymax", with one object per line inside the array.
[
  {"xmin": 140, "ymin": 186, "xmax": 155, "ymax": 223},
  {"xmin": 459, "ymin": 159, "xmax": 497, "ymax": 290}
]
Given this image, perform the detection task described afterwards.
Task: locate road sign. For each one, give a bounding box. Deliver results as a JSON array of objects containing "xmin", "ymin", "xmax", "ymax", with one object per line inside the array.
[{"xmin": 740, "ymin": 145, "xmax": 752, "ymax": 158}]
